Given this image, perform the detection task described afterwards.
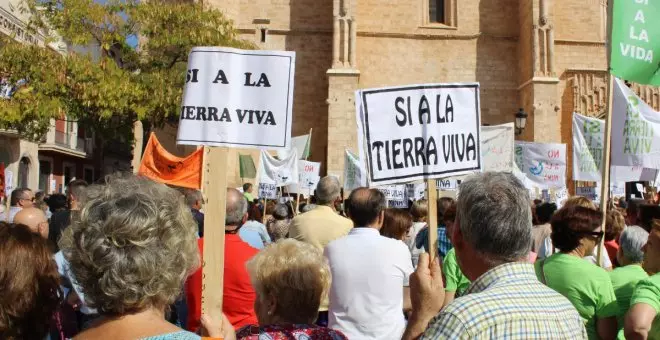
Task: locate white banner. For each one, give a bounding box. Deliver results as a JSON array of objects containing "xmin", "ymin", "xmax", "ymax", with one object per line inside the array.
[
  {"xmin": 518, "ymin": 142, "xmax": 567, "ymax": 189},
  {"xmin": 389, "ymin": 199, "xmax": 410, "ymax": 209},
  {"xmin": 176, "ymin": 47, "xmax": 296, "ymax": 150},
  {"xmin": 343, "ymin": 149, "xmax": 367, "ymax": 191},
  {"xmin": 611, "ymin": 183, "xmax": 626, "ymax": 197},
  {"xmin": 406, "ymin": 183, "xmax": 426, "ymax": 201},
  {"xmin": 4, "ymin": 169, "xmax": 12, "ymax": 198},
  {"xmin": 356, "ymin": 83, "xmax": 481, "ymax": 186},
  {"xmin": 481, "ymin": 123, "xmax": 515, "ymax": 172},
  {"xmin": 258, "ymin": 150, "xmax": 299, "ymax": 186},
  {"xmin": 436, "ymin": 178, "xmax": 461, "ymax": 190},
  {"xmin": 576, "ymin": 186, "xmax": 598, "ymax": 201},
  {"xmin": 555, "ymin": 187, "xmax": 569, "ymax": 207},
  {"xmin": 377, "ymin": 185, "xmax": 407, "ymax": 201},
  {"xmin": 612, "ymin": 77, "xmax": 660, "ymax": 169},
  {"xmin": 573, "ymin": 113, "xmax": 605, "ymax": 181},
  {"xmin": 287, "ymin": 160, "xmax": 321, "ymax": 194},
  {"xmin": 258, "ymin": 183, "xmax": 278, "ymax": 199},
  {"xmin": 277, "ymin": 134, "xmax": 311, "ymax": 160}
]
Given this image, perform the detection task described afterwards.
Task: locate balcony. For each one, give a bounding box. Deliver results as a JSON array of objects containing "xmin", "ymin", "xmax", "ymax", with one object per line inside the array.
[{"xmin": 39, "ymin": 123, "xmax": 91, "ymax": 158}]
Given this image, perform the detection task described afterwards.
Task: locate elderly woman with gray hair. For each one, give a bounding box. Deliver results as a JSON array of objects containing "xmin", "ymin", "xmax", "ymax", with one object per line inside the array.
[
  {"xmin": 266, "ymin": 203, "xmax": 292, "ymax": 241},
  {"xmin": 609, "ymin": 226, "xmax": 649, "ymax": 339},
  {"xmin": 59, "ymin": 174, "xmax": 209, "ymax": 340}
]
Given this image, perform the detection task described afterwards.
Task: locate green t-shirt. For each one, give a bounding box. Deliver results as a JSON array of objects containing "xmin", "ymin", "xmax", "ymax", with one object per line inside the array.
[
  {"xmin": 535, "ymin": 253, "xmax": 619, "ymax": 340},
  {"xmin": 244, "ymin": 192, "xmax": 254, "ymax": 202},
  {"xmin": 610, "ymin": 264, "xmax": 648, "ymax": 339},
  {"xmin": 443, "ymin": 248, "xmax": 471, "ymax": 296},
  {"xmin": 630, "ymin": 273, "xmax": 660, "ymax": 340}
]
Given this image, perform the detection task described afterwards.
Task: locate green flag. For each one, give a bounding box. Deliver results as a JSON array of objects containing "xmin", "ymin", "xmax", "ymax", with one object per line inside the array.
[
  {"xmin": 239, "ymin": 154, "xmax": 257, "ymax": 179},
  {"xmin": 610, "ymin": 0, "xmax": 660, "ymax": 85}
]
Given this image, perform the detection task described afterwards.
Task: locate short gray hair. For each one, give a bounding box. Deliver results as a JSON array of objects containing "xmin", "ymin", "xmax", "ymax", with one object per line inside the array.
[
  {"xmin": 185, "ymin": 189, "xmax": 203, "ymax": 208},
  {"xmin": 273, "ymin": 204, "xmax": 289, "ymax": 220},
  {"xmin": 315, "ymin": 176, "xmax": 341, "ymax": 205},
  {"xmin": 620, "ymin": 226, "xmax": 648, "ymax": 263},
  {"xmin": 457, "ymin": 172, "xmax": 532, "ymax": 264},
  {"xmin": 226, "ymin": 189, "xmax": 247, "ymax": 225},
  {"xmin": 301, "ymin": 204, "xmax": 317, "ymax": 213}
]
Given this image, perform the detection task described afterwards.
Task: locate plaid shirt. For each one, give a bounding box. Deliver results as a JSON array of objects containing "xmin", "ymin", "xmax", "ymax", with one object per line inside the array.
[{"xmin": 421, "ymin": 262, "xmax": 587, "ymax": 340}]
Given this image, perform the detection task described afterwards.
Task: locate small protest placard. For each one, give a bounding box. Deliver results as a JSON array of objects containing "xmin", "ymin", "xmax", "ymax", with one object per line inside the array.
[
  {"xmin": 176, "ymin": 47, "xmax": 295, "ymax": 150},
  {"xmin": 436, "ymin": 178, "xmax": 461, "ymax": 191},
  {"xmin": 576, "ymin": 186, "xmax": 598, "ymax": 201},
  {"xmin": 356, "ymin": 83, "xmax": 481, "ymax": 186},
  {"xmin": 406, "ymin": 183, "xmax": 426, "ymax": 201},
  {"xmin": 258, "ymin": 183, "xmax": 277, "ymax": 199}
]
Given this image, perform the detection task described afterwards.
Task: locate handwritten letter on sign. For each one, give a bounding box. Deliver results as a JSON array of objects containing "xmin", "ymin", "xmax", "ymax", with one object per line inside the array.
[
  {"xmin": 176, "ymin": 47, "xmax": 296, "ymax": 150},
  {"xmin": 356, "ymin": 83, "xmax": 481, "ymax": 186},
  {"xmin": 521, "ymin": 142, "xmax": 567, "ymax": 189}
]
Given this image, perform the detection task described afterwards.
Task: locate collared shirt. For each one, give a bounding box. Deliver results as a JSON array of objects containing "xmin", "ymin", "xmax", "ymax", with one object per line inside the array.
[
  {"xmin": 325, "ymin": 227, "xmax": 413, "ymax": 340},
  {"xmin": 421, "ymin": 262, "xmax": 587, "ymax": 340}
]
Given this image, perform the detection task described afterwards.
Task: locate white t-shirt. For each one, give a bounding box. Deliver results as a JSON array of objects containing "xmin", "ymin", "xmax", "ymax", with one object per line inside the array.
[{"xmin": 325, "ymin": 227, "xmax": 413, "ymax": 340}]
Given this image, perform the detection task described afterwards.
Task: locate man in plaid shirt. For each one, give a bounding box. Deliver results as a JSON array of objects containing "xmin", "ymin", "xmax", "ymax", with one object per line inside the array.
[{"xmin": 403, "ymin": 172, "xmax": 587, "ymax": 340}]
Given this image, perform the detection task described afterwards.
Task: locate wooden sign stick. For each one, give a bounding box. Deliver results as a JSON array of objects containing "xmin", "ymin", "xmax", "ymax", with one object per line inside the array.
[
  {"xmin": 427, "ymin": 179, "xmax": 439, "ymax": 261},
  {"xmin": 262, "ymin": 198, "xmax": 268, "ymax": 224},
  {"xmin": 201, "ymin": 146, "xmax": 229, "ymax": 321}
]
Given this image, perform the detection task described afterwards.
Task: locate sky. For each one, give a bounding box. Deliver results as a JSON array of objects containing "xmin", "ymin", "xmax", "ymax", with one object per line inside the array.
[{"xmin": 95, "ymin": 0, "xmax": 138, "ymax": 48}]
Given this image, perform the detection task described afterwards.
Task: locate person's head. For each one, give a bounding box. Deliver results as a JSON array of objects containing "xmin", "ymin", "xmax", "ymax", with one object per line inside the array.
[
  {"xmin": 273, "ymin": 204, "xmax": 290, "ymax": 220},
  {"xmin": 617, "ymin": 226, "xmax": 648, "ymax": 266},
  {"xmin": 563, "ymin": 196, "xmax": 596, "ymax": 210},
  {"xmin": 10, "ymin": 188, "xmax": 33, "ymax": 208},
  {"xmin": 627, "ymin": 199, "xmax": 644, "ymax": 226},
  {"xmin": 66, "ymin": 179, "xmax": 88, "ymax": 210},
  {"xmin": 0, "ymin": 223, "xmax": 61, "ymax": 340},
  {"xmin": 58, "ymin": 175, "xmax": 199, "ymax": 316},
  {"xmin": 13, "ymin": 207, "xmax": 49, "ymax": 239},
  {"xmin": 243, "ymin": 183, "xmax": 253, "ymax": 194},
  {"xmin": 453, "ymin": 172, "xmax": 532, "ymax": 278},
  {"xmin": 346, "ymin": 188, "xmax": 385, "ymax": 229},
  {"xmin": 410, "ymin": 199, "xmax": 428, "ymax": 223},
  {"xmin": 226, "ymin": 188, "xmax": 248, "ymax": 228},
  {"xmin": 247, "ymin": 239, "xmax": 330, "ymax": 325},
  {"xmin": 185, "ymin": 189, "xmax": 203, "ymax": 210},
  {"xmin": 248, "ymin": 202, "xmax": 263, "ymax": 222},
  {"xmin": 45, "ymin": 194, "xmax": 67, "ymax": 212},
  {"xmin": 550, "ymin": 206, "xmax": 603, "ymax": 255},
  {"xmin": 535, "ymin": 202, "xmax": 557, "ymax": 225},
  {"xmin": 605, "ymin": 209, "xmax": 626, "ymax": 242},
  {"xmin": 301, "ymin": 204, "xmax": 316, "ymax": 213},
  {"xmin": 442, "ymin": 203, "xmax": 457, "ymax": 238},
  {"xmin": 315, "ymin": 176, "xmax": 342, "ymax": 207},
  {"xmin": 380, "ymin": 208, "xmax": 412, "ymax": 241},
  {"xmin": 638, "ymin": 204, "xmax": 660, "ymax": 232},
  {"xmin": 642, "ymin": 220, "xmax": 660, "ymax": 274},
  {"xmin": 437, "ymin": 197, "xmax": 455, "ymax": 224}
]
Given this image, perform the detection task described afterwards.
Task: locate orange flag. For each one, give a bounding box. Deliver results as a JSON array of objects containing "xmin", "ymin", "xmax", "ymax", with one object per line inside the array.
[{"xmin": 138, "ymin": 133, "xmax": 203, "ymax": 189}]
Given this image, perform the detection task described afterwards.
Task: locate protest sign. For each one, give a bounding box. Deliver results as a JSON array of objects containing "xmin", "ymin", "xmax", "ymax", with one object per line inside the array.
[
  {"xmin": 258, "ymin": 183, "xmax": 277, "ymax": 199},
  {"xmin": 343, "ymin": 149, "xmax": 367, "ymax": 191},
  {"xmin": 481, "ymin": 123, "xmax": 515, "ymax": 172},
  {"xmin": 4, "ymin": 169, "xmax": 13, "ymax": 198},
  {"xmin": 611, "ymin": 165, "xmax": 658, "ymax": 182},
  {"xmin": 611, "ymin": 183, "xmax": 626, "ymax": 197},
  {"xmin": 518, "ymin": 142, "xmax": 567, "ymax": 189},
  {"xmin": 573, "ymin": 113, "xmax": 604, "ymax": 182},
  {"xmin": 286, "ymin": 160, "xmax": 321, "ymax": 193},
  {"xmin": 406, "ymin": 183, "xmax": 426, "ymax": 201},
  {"xmin": 576, "ymin": 186, "xmax": 598, "ymax": 201},
  {"xmin": 436, "ymin": 178, "xmax": 460, "ymax": 191},
  {"xmin": 554, "ymin": 187, "xmax": 569, "ymax": 208},
  {"xmin": 277, "ymin": 131, "xmax": 312, "ymax": 160},
  {"xmin": 389, "ymin": 199, "xmax": 410, "ymax": 209},
  {"xmin": 138, "ymin": 133, "xmax": 203, "ymax": 189},
  {"xmin": 377, "ymin": 185, "xmax": 407, "ymax": 201},
  {"xmin": 356, "ymin": 83, "xmax": 481, "ymax": 186},
  {"xmin": 258, "ymin": 150, "xmax": 299, "ymax": 186},
  {"xmin": 610, "ymin": 0, "xmax": 660, "ymax": 86},
  {"xmin": 176, "ymin": 47, "xmax": 296, "ymax": 149},
  {"xmin": 611, "ymin": 78, "xmax": 660, "ymax": 169}
]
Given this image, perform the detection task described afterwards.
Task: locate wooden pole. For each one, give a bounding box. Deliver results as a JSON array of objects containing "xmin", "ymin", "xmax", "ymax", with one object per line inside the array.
[
  {"xmin": 427, "ymin": 179, "xmax": 438, "ymax": 261},
  {"xmin": 295, "ymin": 193, "xmax": 300, "ymax": 215},
  {"xmin": 201, "ymin": 147, "xmax": 229, "ymax": 320},
  {"xmin": 262, "ymin": 198, "xmax": 268, "ymax": 224},
  {"xmin": 597, "ymin": 0, "xmax": 615, "ymax": 269}
]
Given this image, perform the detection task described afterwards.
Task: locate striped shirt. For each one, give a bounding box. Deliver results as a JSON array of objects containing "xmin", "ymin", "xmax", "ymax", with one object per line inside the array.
[{"xmin": 421, "ymin": 262, "xmax": 587, "ymax": 339}]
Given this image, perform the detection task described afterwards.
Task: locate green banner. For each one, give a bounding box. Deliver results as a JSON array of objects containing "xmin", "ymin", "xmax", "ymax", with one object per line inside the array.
[
  {"xmin": 239, "ymin": 154, "xmax": 257, "ymax": 179},
  {"xmin": 610, "ymin": 0, "xmax": 660, "ymax": 86}
]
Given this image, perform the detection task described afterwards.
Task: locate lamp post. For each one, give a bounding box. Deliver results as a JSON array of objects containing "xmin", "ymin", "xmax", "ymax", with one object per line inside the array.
[{"xmin": 514, "ymin": 108, "xmax": 528, "ymax": 136}]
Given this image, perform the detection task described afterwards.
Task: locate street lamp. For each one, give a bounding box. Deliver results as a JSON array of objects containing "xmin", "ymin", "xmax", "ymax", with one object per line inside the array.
[{"xmin": 514, "ymin": 108, "xmax": 528, "ymax": 135}]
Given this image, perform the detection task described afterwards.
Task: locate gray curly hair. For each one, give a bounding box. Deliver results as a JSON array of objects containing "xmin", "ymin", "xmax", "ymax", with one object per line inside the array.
[{"xmin": 59, "ymin": 174, "xmax": 200, "ymax": 316}]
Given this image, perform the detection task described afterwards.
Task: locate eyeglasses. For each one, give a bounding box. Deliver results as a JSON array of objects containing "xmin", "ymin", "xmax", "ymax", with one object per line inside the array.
[
  {"xmin": 21, "ymin": 196, "xmax": 35, "ymax": 202},
  {"xmin": 583, "ymin": 231, "xmax": 604, "ymax": 241}
]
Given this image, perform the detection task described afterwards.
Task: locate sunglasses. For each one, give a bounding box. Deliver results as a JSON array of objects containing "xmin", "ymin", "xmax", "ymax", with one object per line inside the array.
[{"xmin": 583, "ymin": 231, "xmax": 604, "ymax": 241}]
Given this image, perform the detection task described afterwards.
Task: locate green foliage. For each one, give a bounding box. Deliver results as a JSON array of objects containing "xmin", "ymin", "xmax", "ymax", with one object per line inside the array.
[{"xmin": 0, "ymin": 0, "xmax": 253, "ymax": 141}]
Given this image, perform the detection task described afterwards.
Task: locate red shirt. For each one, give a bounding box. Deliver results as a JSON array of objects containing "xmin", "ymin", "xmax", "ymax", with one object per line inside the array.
[
  {"xmin": 186, "ymin": 235, "xmax": 259, "ymax": 332},
  {"xmin": 604, "ymin": 239, "xmax": 619, "ymax": 267}
]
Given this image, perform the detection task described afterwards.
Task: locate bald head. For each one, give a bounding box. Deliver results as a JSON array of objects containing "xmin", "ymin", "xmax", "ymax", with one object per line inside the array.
[
  {"xmin": 346, "ymin": 187, "xmax": 386, "ymax": 228},
  {"xmin": 14, "ymin": 207, "xmax": 49, "ymax": 239},
  {"xmin": 226, "ymin": 188, "xmax": 248, "ymax": 226}
]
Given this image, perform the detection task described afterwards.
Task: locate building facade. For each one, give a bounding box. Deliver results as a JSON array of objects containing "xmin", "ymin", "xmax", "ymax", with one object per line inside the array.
[{"xmin": 156, "ymin": 0, "xmax": 660, "ymax": 189}]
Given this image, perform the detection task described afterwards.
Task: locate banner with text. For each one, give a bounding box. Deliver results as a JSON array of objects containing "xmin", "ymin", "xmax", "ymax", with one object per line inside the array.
[
  {"xmin": 258, "ymin": 150, "xmax": 299, "ymax": 186},
  {"xmin": 356, "ymin": 83, "xmax": 481, "ymax": 186},
  {"xmin": 177, "ymin": 47, "xmax": 296, "ymax": 150},
  {"xmin": 612, "ymin": 77, "xmax": 660, "ymax": 169},
  {"xmin": 343, "ymin": 149, "xmax": 367, "ymax": 191},
  {"xmin": 517, "ymin": 142, "xmax": 567, "ymax": 189},
  {"xmin": 258, "ymin": 183, "xmax": 278, "ymax": 199},
  {"xmin": 573, "ymin": 113, "xmax": 604, "ymax": 182},
  {"xmin": 406, "ymin": 183, "xmax": 426, "ymax": 201},
  {"xmin": 481, "ymin": 123, "xmax": 515, "ymax": 172},
  {"xmin": 286, "ymin": 160, "xmax": 321, "ymax": 194},
  {"xmin": 376, "ymin": 185, "xmax": 409, "ymax": 208}
]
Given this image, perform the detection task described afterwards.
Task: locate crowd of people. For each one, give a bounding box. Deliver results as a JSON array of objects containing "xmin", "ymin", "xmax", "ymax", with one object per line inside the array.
[{"xmin": 1, "ymin": 171, "xmax": 659, "ymax": 339}]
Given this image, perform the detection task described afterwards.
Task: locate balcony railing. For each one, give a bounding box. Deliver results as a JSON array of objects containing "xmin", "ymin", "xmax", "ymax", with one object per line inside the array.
[{"xmin": 54, "ymin": 131, "xmax": 69, "ymax": 146}]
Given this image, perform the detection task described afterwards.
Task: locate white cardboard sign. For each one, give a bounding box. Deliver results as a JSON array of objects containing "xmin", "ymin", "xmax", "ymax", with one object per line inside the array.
[
  {"xmin": 481, "ymin": 123, "xmax": 515, "ymax": 172},
  {"xmin": 356, "ymin": 83, "xmax": 481, "ymax": 186},
  {"xmin": 258, "ymin": 183, "xmax": 277, "ymax": 199},
  {"xmin": 517, "ymin": 142, "xmax": 567, "ymax": 189},
  {"xmin": 177, "ymin": 47, "xmax": 296, "ymax": 150}
]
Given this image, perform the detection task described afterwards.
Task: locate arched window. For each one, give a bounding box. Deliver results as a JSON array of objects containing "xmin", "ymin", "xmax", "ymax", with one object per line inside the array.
[{"xmin": 18, "ymin": 157, "xmax": 30, "ymax": 188}]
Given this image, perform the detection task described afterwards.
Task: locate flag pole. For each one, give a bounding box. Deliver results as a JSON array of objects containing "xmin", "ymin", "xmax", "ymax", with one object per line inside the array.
[
  {"xmin": 597, "ymin": 0, "xmax": 615, "ymax": 269},
  {"xmin": 427, "ymin": 179, "xmax": 438, "ymax": 261}
]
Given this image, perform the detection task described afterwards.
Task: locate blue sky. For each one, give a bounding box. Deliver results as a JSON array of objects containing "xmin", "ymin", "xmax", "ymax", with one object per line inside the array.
[{"xmin": 95, "ymin": 0, "xmax": 138, "ymax": 48}]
